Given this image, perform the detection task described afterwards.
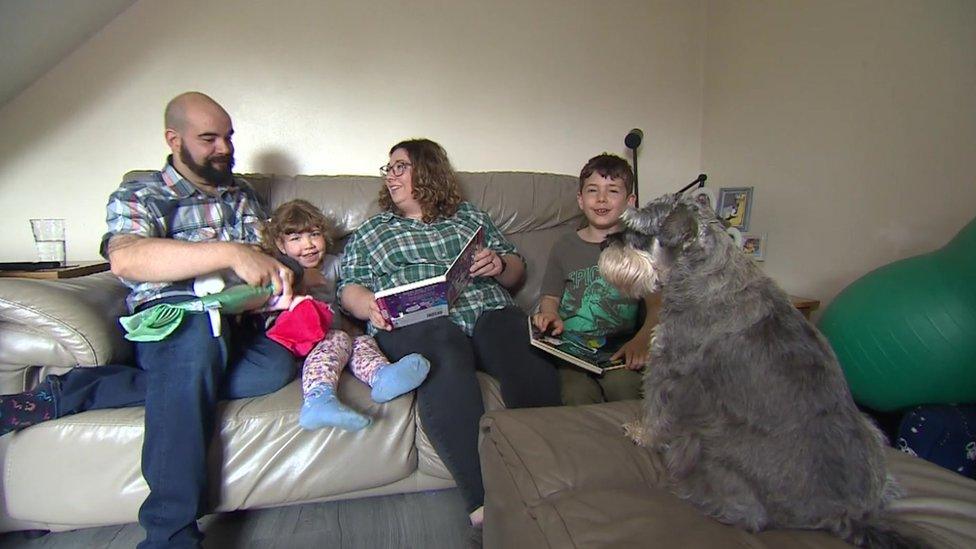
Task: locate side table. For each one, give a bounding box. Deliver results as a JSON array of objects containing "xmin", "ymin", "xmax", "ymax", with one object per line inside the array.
[
  {"xmin": 790, "ymin": 296, "xmax": 820, "ymax": 319},
  {"xmin": 0, "ymin": 261, "xmax": 110, "ymax": 280}
]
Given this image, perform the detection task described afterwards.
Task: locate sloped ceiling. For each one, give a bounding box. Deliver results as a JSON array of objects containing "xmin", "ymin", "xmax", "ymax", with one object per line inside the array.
[{"xmin": 0, "ymin": 0, "xmax": 137, "ymax": 108}]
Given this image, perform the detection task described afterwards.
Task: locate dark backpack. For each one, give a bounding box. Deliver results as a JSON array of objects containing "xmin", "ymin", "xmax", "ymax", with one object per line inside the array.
[{"xmin": 896, "ymin": 404, "xmax": 976, "ymax": 479}]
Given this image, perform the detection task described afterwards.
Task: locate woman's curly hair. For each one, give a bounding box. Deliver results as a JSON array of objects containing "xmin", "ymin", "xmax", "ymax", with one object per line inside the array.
[
  {"xmin": 378, "ymin": 138, "xmax": 462, "ymax": 223},
  {"xmin": 260, "ymin": 199, "xmax": 336, "ymax": 256}
]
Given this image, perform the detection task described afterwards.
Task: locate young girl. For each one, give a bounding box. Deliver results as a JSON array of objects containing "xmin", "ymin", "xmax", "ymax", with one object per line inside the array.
[{"xmin": 263, "ymin": 199, "xmax": 430, "ymax": 431}]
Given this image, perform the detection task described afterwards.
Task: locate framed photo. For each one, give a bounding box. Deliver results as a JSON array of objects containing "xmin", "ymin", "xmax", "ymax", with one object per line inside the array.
[
  {"xmin": 741, "ymin": 233, "xmax": 766, "ymax": 261},
  {"xmin": 716, "ymin": 187, "xmax": 754, "ymax": 232}
]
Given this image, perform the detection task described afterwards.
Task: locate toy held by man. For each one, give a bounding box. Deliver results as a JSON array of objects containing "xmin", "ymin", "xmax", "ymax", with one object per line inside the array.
[
  {"xmin": 598, "ymin": 193, "xmax": 920, "ymax": 547},
  {"xmin": 119, "ymin": 273, "xmax": 274, "ymax": 341}
]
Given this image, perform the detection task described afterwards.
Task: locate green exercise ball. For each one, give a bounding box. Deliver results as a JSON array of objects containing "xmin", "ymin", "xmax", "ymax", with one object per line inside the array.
[{"xmin": 818, "ymin": 216, "xmax": 976, "ymax": 412}]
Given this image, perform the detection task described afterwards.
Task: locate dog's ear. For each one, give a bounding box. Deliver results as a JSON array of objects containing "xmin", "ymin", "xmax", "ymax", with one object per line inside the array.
[
  {"xmin": 659, "ymin": 203, "xmax": 698, "ymax": 249},
  {"xmin": 620, "ymin": 206, "xmax": 652, "ymax": 234},
  {"xmin": 600, "ymin": 232, "xmax": 624, "ymax": 250}
]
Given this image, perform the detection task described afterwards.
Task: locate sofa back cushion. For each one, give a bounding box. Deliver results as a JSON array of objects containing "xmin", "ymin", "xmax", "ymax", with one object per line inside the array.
[{"xmin": 124, "ymin": 170, "xmax": 583, "ymax": 312}]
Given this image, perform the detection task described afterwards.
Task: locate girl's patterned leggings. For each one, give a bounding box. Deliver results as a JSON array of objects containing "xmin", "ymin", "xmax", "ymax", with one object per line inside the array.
[{"xmin": 301, "ymin": 330, "xmax": 388, "ymax": 399}]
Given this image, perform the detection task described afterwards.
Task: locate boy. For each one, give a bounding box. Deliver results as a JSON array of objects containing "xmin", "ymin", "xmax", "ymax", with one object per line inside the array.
[{"xmin": 531, "ymin": 153, "xmax": 659, "ymax": 404}]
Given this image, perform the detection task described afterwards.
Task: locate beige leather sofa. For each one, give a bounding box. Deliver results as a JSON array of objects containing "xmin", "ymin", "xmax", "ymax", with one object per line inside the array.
[
  {"xmin": 5, "ymin": 171, "xmax": 974, "ymax": 547},
  {"xmin": 0, "ymin": 171, "xmax": 584, "ymax": 533},
  {"xmin": 480, "ymin": 401, "xmax": 976, "ymax": 548}
]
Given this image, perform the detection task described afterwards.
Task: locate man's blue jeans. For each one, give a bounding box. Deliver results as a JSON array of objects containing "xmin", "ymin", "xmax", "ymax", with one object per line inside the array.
[{"xmin": 52, "ymin": 300, "xmax": 296, "ymax": 548}]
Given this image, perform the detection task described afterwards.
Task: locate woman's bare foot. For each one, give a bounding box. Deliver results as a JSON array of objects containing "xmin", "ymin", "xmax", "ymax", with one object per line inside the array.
[{"xmin": 469, "ymin": 505, "xmax": 484, "ymax": 528}]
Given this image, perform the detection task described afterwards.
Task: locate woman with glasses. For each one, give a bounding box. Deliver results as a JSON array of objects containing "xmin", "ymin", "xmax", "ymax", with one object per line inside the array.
[{"xmin": 338, "ymin": 138, "xmax": 561, "ymax": 529}]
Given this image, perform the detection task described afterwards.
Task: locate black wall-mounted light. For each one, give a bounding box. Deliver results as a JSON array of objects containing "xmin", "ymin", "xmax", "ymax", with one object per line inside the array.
[
  {"xmin": 678, "ymin": 173, "xmax": 708, "ymax": 194},
  {"xmin": 624, "ymin": 128, "xmax": 643, "ymax": 204}
]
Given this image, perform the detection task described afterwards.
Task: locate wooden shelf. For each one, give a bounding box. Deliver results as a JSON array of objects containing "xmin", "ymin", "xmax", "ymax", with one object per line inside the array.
[
  {"xmin": 0, "ymin": 261, "xmax": 110, "ymax": 280},
  {"xmin": 790, "ymin": 296, "xmax": 820, "ymax": 319}
]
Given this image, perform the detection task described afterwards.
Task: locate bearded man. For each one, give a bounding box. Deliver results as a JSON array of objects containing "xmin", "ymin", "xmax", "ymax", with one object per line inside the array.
[{"xmin": 0, "ymin": 92, "xmax": 296, "ymax": 548}]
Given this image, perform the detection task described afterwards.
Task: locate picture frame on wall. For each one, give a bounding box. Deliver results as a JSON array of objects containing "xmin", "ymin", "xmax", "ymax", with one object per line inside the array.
[
  {"xmin": 741, "ymin": 233, "xmax": 766, "ymax": 261},
  {"xmin": 717, "ymin": 187, "xmax": 754, "ymax": 232}
]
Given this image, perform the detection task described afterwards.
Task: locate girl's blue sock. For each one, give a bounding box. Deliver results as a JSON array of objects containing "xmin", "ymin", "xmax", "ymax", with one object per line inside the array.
[
  {"xmin": 371, "ymin": 353, "xmax": 431, "ymax": 403},
  {"xmin": 299, "ymin": 387, "xmax": 370, "ymax": 431}
]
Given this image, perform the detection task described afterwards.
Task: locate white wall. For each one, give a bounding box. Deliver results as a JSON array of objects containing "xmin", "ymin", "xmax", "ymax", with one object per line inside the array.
[
  {"xmin": 6, "ymin": 0, "xmax": 971, "ymax": 313},
  {"xmin": 0, "ymin": 0, "xmax": 705, "ymax": 262},
  {"xmin": 701, "ymin": 0, "xmax": 976, "ymax": 307},
  {"xmin": 0, "ymin": 0, "xmax": 137, "ymax": 107}
]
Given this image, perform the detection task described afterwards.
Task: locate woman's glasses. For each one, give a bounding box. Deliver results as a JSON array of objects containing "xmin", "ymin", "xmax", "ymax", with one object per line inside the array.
[{"xmin": 380, "ymin": 162, "xmax": 412, "ymax": 177}]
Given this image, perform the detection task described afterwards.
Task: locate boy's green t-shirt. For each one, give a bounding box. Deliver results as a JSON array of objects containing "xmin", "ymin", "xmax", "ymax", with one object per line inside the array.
[{"xmin": 540, "ymin": 232, "xmax": 639, "ymax": 342}]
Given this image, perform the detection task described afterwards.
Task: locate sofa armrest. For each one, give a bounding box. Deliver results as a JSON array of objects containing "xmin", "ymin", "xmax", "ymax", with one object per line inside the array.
[
  {"xmin": 480, "ymin": 402, "xmax": 976, "ymax": 549},
  {"xmin": 0, "ymin": 272, "xmax": 132, "ymax": 371}
]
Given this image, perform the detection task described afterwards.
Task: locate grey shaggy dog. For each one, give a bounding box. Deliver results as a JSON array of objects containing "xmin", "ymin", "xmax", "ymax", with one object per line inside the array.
[{"xmin": 598, "ymin": 194, "xmax": 921, "ymax": 548}]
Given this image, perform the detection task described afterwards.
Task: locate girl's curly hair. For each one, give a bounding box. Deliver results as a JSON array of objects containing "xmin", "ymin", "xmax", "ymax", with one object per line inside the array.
[
  {"xmin": 378, "ymin": 138, "xmax": 462, "ymax": 223},
  {"xmin": 260, "ymin": 199, "xmax": 335, "ymax": 256}
]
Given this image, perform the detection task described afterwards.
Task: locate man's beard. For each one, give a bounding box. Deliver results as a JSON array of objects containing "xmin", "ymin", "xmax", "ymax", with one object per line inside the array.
[{"xmin": 179, "ymin": 143, "xmax": 235, "ymax": 186}]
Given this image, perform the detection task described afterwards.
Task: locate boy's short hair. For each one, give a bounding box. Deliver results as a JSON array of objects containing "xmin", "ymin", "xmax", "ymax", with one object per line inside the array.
[{"xmin": 579, "ymin": 153, "xmax": 635, "ymax": 195}]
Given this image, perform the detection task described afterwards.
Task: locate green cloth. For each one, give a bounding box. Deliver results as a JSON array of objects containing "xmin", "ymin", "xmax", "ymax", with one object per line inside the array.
[{"xmin": 120, "ymin": 284, "xmax": 273, "ymax": 342}]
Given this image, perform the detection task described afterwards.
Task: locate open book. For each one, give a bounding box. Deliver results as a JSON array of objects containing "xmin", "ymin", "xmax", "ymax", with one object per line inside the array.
[
  {"xmin": 528, "ymin": 318, "xmax": 628, "ymax": 375},
  {"xmin": 374, "ymin": 227, "xmax": 485, "ymax": 329}
]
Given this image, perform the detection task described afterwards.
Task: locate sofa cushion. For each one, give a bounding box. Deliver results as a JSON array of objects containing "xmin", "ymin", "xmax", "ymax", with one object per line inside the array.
[
  {"xmin": 244, "ymin": 171, "xmax": 584, "ymax": 312},
  {"xmin": 244, "ymin": 171, "xmax": 582, "ymax": 239},
  {"xmin": 480, "ymin": 401, "xmax": 976, "ymax": 548},
  {"xmin": 5, "ymin": 373, "xmax": 417, "ymax": 528},
  {"xmin": 124, "ymin": 170, "xmax": 583, "ymax": 313},
  {"xmin": 0, "ymin": 272, "xmax": 132, "ymax": 375}
]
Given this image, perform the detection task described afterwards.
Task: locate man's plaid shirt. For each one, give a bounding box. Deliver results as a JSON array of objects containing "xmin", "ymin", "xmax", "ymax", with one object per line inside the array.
[
  {"xmin": 100, "ymin": 158, "xmax": 268, "ymax": 312},
  {"xmin": 338, "ymin": 202, "xmax": 521, "ymax": 335}
]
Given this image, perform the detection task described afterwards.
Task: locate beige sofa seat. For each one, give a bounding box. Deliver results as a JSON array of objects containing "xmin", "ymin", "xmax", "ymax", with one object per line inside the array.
[
  {"xmin": 0, "ymin": 171, "xmax": 582, "ymax": 533},
  {"xmin": 480, "ymin": 401, "xmax": 976, "ymax": 548}
]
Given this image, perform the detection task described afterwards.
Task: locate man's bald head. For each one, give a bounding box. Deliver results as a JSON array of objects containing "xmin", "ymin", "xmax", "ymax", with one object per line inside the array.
[
  {"xmin": 164, "ymin": 92, "xmax": 229, "ymax": 132},
  {"xmin": 164, "ymin": 92, "xmax": 236, "ymax": 188}
]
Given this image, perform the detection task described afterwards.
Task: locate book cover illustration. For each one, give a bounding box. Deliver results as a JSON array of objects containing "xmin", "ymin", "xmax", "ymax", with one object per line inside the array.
[
  {"xmin": 527, "ymin": 318, "xmax": 627, "ymax": 375},
  {"xmin": 375, "ymin": 227, "xmax": 486, "ymax": 328}
]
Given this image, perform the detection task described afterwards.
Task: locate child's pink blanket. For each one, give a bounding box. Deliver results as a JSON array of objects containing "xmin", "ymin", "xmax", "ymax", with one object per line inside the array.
[{"xmin": 267, "ymin": 299, "xmax": 334, "ymax": 357}]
